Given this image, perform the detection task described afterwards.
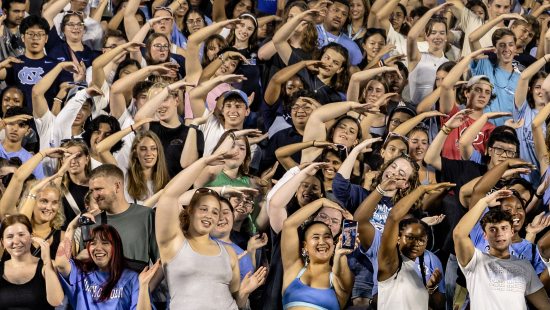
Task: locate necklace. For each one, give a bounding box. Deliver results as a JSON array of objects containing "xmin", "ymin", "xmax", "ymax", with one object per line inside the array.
[{"xmin": 313, "ymin": 77, "xmax": 327, "ymax": 94}]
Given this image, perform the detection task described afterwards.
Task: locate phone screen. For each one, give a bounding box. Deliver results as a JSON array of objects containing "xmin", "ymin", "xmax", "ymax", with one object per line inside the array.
[{"xmin": 341, "ymin": 219, "xmax": 358, "ymax": 250}]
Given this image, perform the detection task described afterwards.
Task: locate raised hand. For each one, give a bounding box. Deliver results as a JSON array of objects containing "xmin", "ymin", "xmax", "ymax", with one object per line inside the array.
[
  {"xmin": 504, "ymin": 118, "xmax": 524, "ymax": 129},
  {"xmin": 426, "ymin": 268, "xmax": 442, "ymax": 291},
  {"xmin": 86, "ymin": 84, "xmax": 104, "ymax": 97},
  {"xmin": 32, "ymin": 237, "xmax": 51, "ymax": 263},
  {"xmin": 422, "ymin": 214, "xmax": 446, "ymax": 226},
  {"xmin": 526, "ymin": 212, "xmax": 550, "ymax": 236},
  {"xmin": 240, "ymin": 266, "xmax": 268, "ymax": 295},
  {"xmin": 139, "ymin": 260, "xmax": 162, "ymax": 288},
  {"xmin": 247, "ymin": 233, "xmax": 269, "ymax": 253},
  {"xmin": 151, "ymin": 62, "xmax": 180, "ymax": 76},
  {"xmin": 482, "ymin": 189, "xmax": 513, "ymax": 207},
  {"xmin": 0, "ymin": 56, "xmax": 23, "ymax": 70},
  {"xmin": 352, "ymin": 137, "xmax": 383, "ymax": 153},
  {"xmin": 484, "ymin": 112, "xmax": 512, "ymax": 119},
  {"xmin": 444, "ymin": 109, "xmax": 472, "ymax": 129}
]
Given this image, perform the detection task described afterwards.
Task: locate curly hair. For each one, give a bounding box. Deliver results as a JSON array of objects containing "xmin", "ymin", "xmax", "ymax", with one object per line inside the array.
[
  {"xmin": 19, "ymin": 181, "xmax": 65, "ymax": 230},
  {"xmin": 371, "ymin": 155, "xmax": 421, "ymax": 208}
]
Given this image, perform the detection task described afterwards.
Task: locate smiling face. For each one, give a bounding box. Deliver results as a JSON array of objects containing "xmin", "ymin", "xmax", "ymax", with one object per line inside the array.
[
  {"xmin": 408, "ymin": 130, "xmax": 428, "ymax": 162},
  {"xmin": 136, "ymin": 137, "xmax": 159, "ymax": 169},
  {"xmin": 331, "ymin": 118, "xmax": 359, "ymax": 148},
  {"xmin": 500, "ymin": 196, "xmax": 525, "ymax": 233},
  {"xmin": 2, "ymin": 223, "xmax": 32, "ymax": 258},
  {"xmin": 322, "ymin": 152, "xmax": 342, "ymax": 181},
  {"xmin": 234, "ymin": 18, "xmax": 255, "ymax": 43},
  {"xmin": 381, "ymin": 157, "xmax": 414, "ymax": 188},
  {"xmin": 314, "ymin": 207, "xmax": 343, "ymax": 236},
  {"xmin": 33, "ymin": 188, "xmax": 61, "ymax": 225},
  {"xmin": 296, "ymin": 176, "xmax": 322, "ymax": 206},
  {"xmin": 2, "ymin": 88, "xmax": 23, "ymax": 115},
  {"xmin": 302, "ymin": 223, "xmax": 335, "ymax": 263},
  {"xmin": 63, "ymin": 15, "xmax": 85, "ymax": 43},
  {"xmin": 175, "ymin": 0, "xmax": 189, "ymax": 17},
  {"xmin": 349, "ymin": 0, "xmax": 365, "ymax": 21},
  {"xmin": 363, "ymin": 33, "xmax": 385, "ymax": 60},
  {"xmin": 426, "ymin": 22, "xmax": 446, "ymax": 51},
  {"xmin": 189, "ymin": 195, "xmax": 221, "ymax": 235},
  {"xmin": 511, "ymin": 23, "xmax": 534, "ymax": 49},
  {"xmin": 88, "ymin": 235, "xmax": 113, "ymax": 271},
  {"xmin": 222, "ymin": 99, "xmax": 249, "ymax": 128},
  {"xmin": 211, "ymin": 201, "xmax": 234, "ymax": 238},
  {"xmin": 381, "ymin": 139, "xmax": 408, "ymax": 163},
  {"xmin": 495, "ymin": 35, "xmax": 516, "ymax": 64},
  {"xmin": 398, "ymin": 223, "xmax": 427, "ymax": 260},
  {"xmin": 229, "ymin": 194, "xmax": 253, "ymax": 222},
  {"xmin": 290, "ymin": 97, "xmax": 315, "ymax": 128},
  {"xmin": 319, "ymin": 48, "xmax": 346, "ymax": 78},
  {"xmin": 215, "ymin": 58, "xmax": 239, "ymax": 76}
]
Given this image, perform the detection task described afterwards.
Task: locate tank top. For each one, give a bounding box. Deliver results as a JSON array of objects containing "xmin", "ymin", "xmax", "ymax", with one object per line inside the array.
[
  {"xmin": 282, "ymin": 267, "xmax": 340, "ymax": 310},
  {"xmin": 0, "ymin": 259, "xmax": 54, "ymax": 310},
  {"xmin": 164, "ymin": 239, "xmax": 238, "ymax": 310},
  {"xmin": 409, "ymin": 52, "xmax": 448, "ymax": 105},
  {"xmin": 377, "ymin": 255, "xmax": 429, "ymax": 310}
]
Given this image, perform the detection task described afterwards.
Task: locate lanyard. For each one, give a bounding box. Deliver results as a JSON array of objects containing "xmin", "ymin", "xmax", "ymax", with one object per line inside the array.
[
  {"xmin": 319, "ymin": 25, "xmax": 342, "ymax": 46},
  {"xmin": 347, "ymin": 25, "xmax": 364, "ymax": 41}
]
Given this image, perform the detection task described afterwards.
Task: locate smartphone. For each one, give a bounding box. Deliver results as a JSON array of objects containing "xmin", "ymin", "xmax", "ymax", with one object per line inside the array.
[{"xmin": 341, "ymin": 219, "xmax": 358, "ymax": 250}]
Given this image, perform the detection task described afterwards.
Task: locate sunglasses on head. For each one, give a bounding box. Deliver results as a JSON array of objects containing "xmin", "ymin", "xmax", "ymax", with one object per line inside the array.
[{"xmin": 66, "ymin": 10, "xmax": 84, "ymax": 16}]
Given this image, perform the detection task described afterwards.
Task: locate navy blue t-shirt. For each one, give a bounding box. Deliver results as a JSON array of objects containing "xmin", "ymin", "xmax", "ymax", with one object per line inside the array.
[{"xmin": 5, "ymin": 55, "xmax": 64, "ymax": 110}]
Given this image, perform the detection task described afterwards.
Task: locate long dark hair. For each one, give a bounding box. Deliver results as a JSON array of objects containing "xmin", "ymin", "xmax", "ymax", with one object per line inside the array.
[
  {"xmin": 526, "ymin": 72, "xmax": 548, "ymax": 109},
  {"xmin": 82, "ymin": 115, "xmax": 124, "ymax": 153},
  {"xmin": 395, "ymin": 218, "xmax": 429, "ymax": 286},
  {"xmin": 316, "ymin": 43, "xmax": 350, "ymax": 92},
  {"xmin": 78, "ymin": 225, "xmax": 127, "ymax": 302}
]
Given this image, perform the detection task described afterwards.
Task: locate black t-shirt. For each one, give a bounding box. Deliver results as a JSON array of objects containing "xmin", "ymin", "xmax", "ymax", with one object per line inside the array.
[
  {"xmin": 260, "ymin": 126, "xmax": 303, "ymax": 179},
  {"xmin": 62, "ymin": 181, "xmax": 89, "ymax": 228},
  {"xmin": 149, "ymin": 122, "xmax": 204, "ymax": 177}
]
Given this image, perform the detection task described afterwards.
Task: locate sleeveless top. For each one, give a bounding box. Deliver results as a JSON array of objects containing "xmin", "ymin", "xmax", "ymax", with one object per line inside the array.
[
  {"xmin": 377, "ymin": 255, "xmax": 429, "ymax": 310},
  {"xmin": 409, "ymin": 52, "xmax": 448, "ymax": 105},
  {"xmin": 0, "ymin": 259, "xmax": 54, "ymax": 310},
  {"xmin": 164, "ymin": 239, "xmax": 238, "ymax": 310},
  {"xmin": 282, "ymin": 267, "xmax": 340, "ymax": 310},
  {"xmin": 2, "ymin": 229, "xmax": 61, "ymax": 261}
]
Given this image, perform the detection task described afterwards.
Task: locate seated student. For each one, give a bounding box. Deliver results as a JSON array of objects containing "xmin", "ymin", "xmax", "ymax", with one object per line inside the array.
[
  {"xmin": 453, "ymin": 190, "xmax": 550, "ymax": 309},
  {"xmin": 0, "ymin": 107, "xmax": 43, "ymax": 179}
]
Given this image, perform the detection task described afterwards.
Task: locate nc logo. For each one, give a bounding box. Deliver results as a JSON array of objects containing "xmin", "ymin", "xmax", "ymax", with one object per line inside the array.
[{"xmin": 18, "ymin": 66, "xmax": 45, "ymax": 85}]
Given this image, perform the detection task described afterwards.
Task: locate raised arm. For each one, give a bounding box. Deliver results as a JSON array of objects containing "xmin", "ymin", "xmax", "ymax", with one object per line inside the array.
[
  {"xmin": 91, "ymin": 0, "xmax": 109, "ymax": 22},
  {"xmin": 212, "ymin": 0, "xmax": 227, "ymax": 22},
  {"xmin": 347, "ymin": 67, "xmax": 399, "ymax": 101},
  {"xmin": 264, "ymin": 60, "xmax": 317, "ymax": 105},
  {"xmin": 355, "ymin": 187, "xmax": 385, "ymax": 249},
  {"xmin": 108, "ymin": 2, "xmax": 127, "ymax": 30},
  {"xmin": 123, "ymin": 0, "xmax": 143, "ymax": 41},
  {"xmin": 337, "ymin": 137, "xmax": 381, "ymax": 179},
  {"xmin": 458, "ymin": 112, "xmax": 511, "ymax": 160},
  {"xmin": 275, "ymin": 141, "xmax": 331, "ymax": 171},
  {"xmin": 531, "ymin": 81, "xmax": 550, "ymax": 172},
  {"xmin": 378, "ymin": 183, "xmax": 453, "ymax": 281},
  {"xmin": 91, "ymin": 42, "xmax": 142, "ymax": 89},
  {"xmin": 515, "ymin": 55, "xmax": 550, "ymax": 109},
  {"xmin": 19, "ymin": 174, "xmax": 63, "ymax": 221},
  {"xmin": 453, "ymin": 190, "xmax": 512, "ymax": 267},
  {"xmin": 373, "ymin": 0, "xmax": 401, "ymax": 31},
  {"xmin": 188, "ymin": 74, "xmax": 245, "ymax": 117},
  {"xmin": 134, "ymin": 79, "xmax": 192, "ymax": 123},
  {"xmin": 42, "ymin": 0, "xmax": 70, "ymax": 28},
  {"xmin": 273, "ymin": 10, "xmax": 318, "ymax": 65},
  {"xmin": 392, "ymin": 110, "xmax": 444, "ymax": 136},
  {"xmin": 469, "ymin": 14, "xmax": 524, "ymax": 52},
  {"xmin": 32, "ymin": 62, "xmax": 75, "ymax": 118},
  {"xmin": 54, "ymin": 215, "xmax": 82, "ymax": 277}
]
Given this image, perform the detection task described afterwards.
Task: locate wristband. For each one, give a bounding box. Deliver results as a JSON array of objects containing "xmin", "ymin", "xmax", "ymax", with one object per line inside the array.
[
  {"xmin": 27, "ymin": 193, "xmax": 37, "ymax": 200},
  {"xmin": 189, "ymin": 124, "xmax": 199, "ymax": 130},
  {"xmin": 427, "ymin": 285, "xmax": 438, "ymax": 295},
  {"xmin": 375, "ymin": 185, "xmax": 387, "ymax": 196},
  {"xmin": 441, "ymin": 124, "xmax": 452, "ymax": 135},
  {"xmin": 536, "ymin": 192, "xmax": 544, "ymax": 199},
  {"xmin": 53, "ymin": 97, "xmax": 63, "ymax": 103}
]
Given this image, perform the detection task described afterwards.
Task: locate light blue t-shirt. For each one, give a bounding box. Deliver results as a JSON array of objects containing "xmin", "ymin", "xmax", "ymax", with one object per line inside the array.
[
  {"xmin": 59, "ymin": 260, "xmax": 140, "ymax": 310},
  {"xmin": 316, "ymin": 24, "xmax": 362, "ymax": 66},
  {"xmin": 365, "ymin": 229, "xmax": 446, "ymax": 296},
  {"xmin": 471, "ymin": 58, "xmax": 520, "ymax": 126},
  {"xmin": 0, "ymin": 143, "xmax": 44, "ymax": 179},
  {"xmin": 470, "ymin": 209, "xmax": 547, "ymax": 275},
  {"xmin": 514, "ymin": 101, "xmax": 544, "ymax": 185},
  {"xmin": 218, "ymin": 240, "xmax": 254, "ymax": 281}
]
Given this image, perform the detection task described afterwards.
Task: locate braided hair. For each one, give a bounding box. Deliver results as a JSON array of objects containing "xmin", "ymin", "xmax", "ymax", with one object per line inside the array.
[{"xmin": 394, "ymin": 217, "xmax": 429, "ymax": 287}]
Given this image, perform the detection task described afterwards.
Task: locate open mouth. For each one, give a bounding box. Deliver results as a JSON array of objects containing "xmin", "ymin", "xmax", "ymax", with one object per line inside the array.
[{"xmin": 201, "ymin": 219, "xmax": 212, "ymax": 228}]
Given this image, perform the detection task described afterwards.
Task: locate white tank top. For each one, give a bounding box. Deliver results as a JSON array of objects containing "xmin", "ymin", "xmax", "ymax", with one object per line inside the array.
[{"xmin": 409, "ymin": 52, "xmax": 448, "ymax": 105}]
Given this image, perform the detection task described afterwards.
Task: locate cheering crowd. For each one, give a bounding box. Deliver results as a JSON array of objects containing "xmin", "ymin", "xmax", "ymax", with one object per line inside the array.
[{"xmin": 2, "ymin": 0, "xmax": 550, "ymax": 308}]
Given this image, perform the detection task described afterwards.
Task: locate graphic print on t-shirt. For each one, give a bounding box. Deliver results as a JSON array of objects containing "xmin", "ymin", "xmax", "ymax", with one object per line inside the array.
[{"xmin": 18, "ymin": 66, "xmax": 45, "ymax": 85}]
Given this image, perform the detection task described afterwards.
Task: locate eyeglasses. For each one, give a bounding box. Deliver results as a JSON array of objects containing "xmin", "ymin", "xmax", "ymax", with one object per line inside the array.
[
  {"xmin": 25, "ymin": 32, "xmax": 47, "ymax": 39},
  {"xmin": 290, "ymin": 104, "xmax": 313, "ymax": 113},
  {"xmin": 66, "ymin": 22, "xmax": 85, "ymax": 29},
  {"xmin": 490, "ymin": 146, "xmax": 516, "ymax": 158},
  {"xmin": 230, "ymin": 196, "xmax": 253, "ymax": 207},
  {"xmin": 316, "ymin": 212, "xmax": 341, "ymax": 226},
  {"xmin": 66, "ymin": 10, "xmax": 84, "ymax": 16},
  {"xmin": 193, "ymin": 188, "xmax": 221, "ymax": 199},
  {"xmin": 152, "ymin": 44, "xmax": 170, "ymax": 51},
  {"xmin": 403, "ymin": 234, "xmax": 427, "ymax": 245},
  {"xmin": 186, "ymin": 18, "xmax": 204, "ymax": 25},
  {"xmin": 383, "ymin": 132, "xmax": 410, "ymax": 146},
  {"xmin": 155, "ymin": 6, "xmax": 174, "ymax": 15}
]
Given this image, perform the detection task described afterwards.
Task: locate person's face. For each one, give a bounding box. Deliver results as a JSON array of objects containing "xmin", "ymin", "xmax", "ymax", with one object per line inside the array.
[
  {"xmin": 102, "ymin": 36, "xmax": 126, "ymax": 53},
  {"xmin": 388, "ymin": 112, "xmax": 412, "ymax": 132},
  {"xmin": 398, "ymin": 223, "xmax": 427, "ymax": 260},
  {"xmin": 118, "ymin": 64, "xmax": 139, "ymax": 79},
  {"xmin": 363, "ymin": 33, "xmax": 385, "ymax": 59},
  {"xmin": 22, "ymin": 26, "xmax": 48, "ymax": 54},
  {"xmin": 90, "ymin": 123, "xmax": 113, "ymax": 152},
  {"xmin": 495, "ymin": 35, "xmax": 516, "ymax": 64},
  {"xmin": 2, "ymin": 88, "xmax": 23, "ymax": 114},
  {"xmin": 88, "ymin": 236, "xmax": 113, "ymax": 271},
  {"xmin": 150, "ymin": 37, "xmax": 170, "ymax": 62},
  {"xmin": 70, "ymin": 0, "xmax": 88, "ymax": 11},
  {"xmin": 257, "ymin": 23, "xmax": 268, "ymax": 39},
  {"xmin": 225, "ymin": 138, "xmax": 247, "ymax": 169},
  {"xmin": 434, "ymin": 69, "xmax": 448, "ymax": 88},
  {"xmin": 349, "ymin": 0, "xmax": 365, "ymax": 20},
  {"xmin": 390, "ymin": 7, "xmax": 406, "ymax": 31},
  {"xmin": 175, "ymin": 0, "xmax": 189, "ymax": 17},
  {"xmin": 136, "ymin": 13, "xmax": 145, "ymax": 27},
  {"xmin": 531, "ymin": 78, "xmax": 548, "ymax": 106},
  {"xmin": 296, "ymin": 176, "xmax": 322, "ymax": 206},
  {"xmin": 488, "ymin": 0, "xmax": 511, "ymax": 20},
  {"xmin": 488, "ymin": 141, "xmax": 518, "ymax": 166},
  {"xmin": 6, "ymin": 2, "xmax": 25, "ymax": 26},
  {"xmin": 471, "ymin": 5, "xmax": 486, "ymax": 20},
  {"xmin": 229, "ymin": 194, "xmax": 253, "ymax": 222},
  {"xmin": 500, "ymin": 196, "xmax": 525, "ymax": 233},
  {"xmin": 222, "ymin": 99, "xmax": 249, "ymax": 127},
  {"xmin": 483, "ymin": 221, "xmax": 513, "ymax": 251},
  {"xmin": 89, "ymin": 176, "xmax": 119, "ymax": 211},
  {"xmin": 154, "ymin": 87, "xmax": 178, "ymax": 122},
  {"xmin": 73, "ymin": 102, "xmax": 92, "ymax": 127},
  {"xmin": 303, "ymin": 223, "xmax": 335, "ymax": 263},
  {"xmin": 511, "ymin": 23, "xmax": 535, "ymax": 49},
  {"xmin": 384, "ymin": 69, "xmax": 404, "ymax": 93},
  {"xmin": 1, "ymin": 223, "xmax": 32, "ymax": 258},
  {"xmin": 235, "ymin": 18, "xmax": 255, "ymax": 43},
  {"xmin": 381, "ymin": 139, "xmax": 408, "ymax": 163},
  {"xmin": 63, "ymin": 146, "xmax": 89, "ymax": 175},
  {"xmin": 135, "ymin": 91, "xmax": 149, "ymax": 111},
  {"xmin": 381, "ymin": 157, "xmax": 413, "ymax": 188},
  {"xmin": 289, "ymin": 6, "xmax": 308, "ymax": 33},
  {"xmin": 63, "ymin": 15, "xmax": 85, "ymax": 43},
  {"xmin": 314, "ymin": 207, "xmax": 343, "ymax": 236},
  {"xmin": 290, "ymin": 97, "xmax": 315, "ymax": 127},
  {"xmin": 215, "ymin": 58, "xmax": 239, "ymax": 76},
  {"xmin": 136, "ymin": 137, "xmax": 158, "ymax": 169},
  {"xmin": 365, "ymin": 80, "xmax": 386, "ymax": 104},
  {"xmin": 332, "ymin": 119, "xmax": 359, "ymax": 148},
  {"xmin": 467, "ymin": 82, "xmax": 492, "ymax": 110},
  {"xmin": 5, "ymin": 120, "xmax": 29, "ymax": 143},
  {"xmin": 285, "ymin": 77, "xmax": 304, "ymax": 97},
  {"xmin": 0, "ymin": 166, "xmax": 16, "ymax": 192},
  {"xmin": 233, "ymin": 0, "xmax": 252, "ymax": 17},
  {"xmin": 152, "ymin": 10, "xmax": 174, "ymax": 36},
  {"xmin": 211, "ymin": 202, "xmax": 234, "ymax": 237},
  {"xmin": 206, "ymin": 39, "xmax": 222, "ymax": 61},
  {"xmin": 426, "ymin": 22, "xmax": 446, "ymax": 50},
  {"xmin": 33, "ymin": 188, "xmax": 60, "ymax": 225},
  {"xmin": 190, "ymin": 195, "xmax": 221, "ymax": 234},
  {"xmin": 322, "ymin": 153, "xmax": 342, "ymax": 181},
  {"xmin": 326, "ymin": 2, "xmax": 349, "ymax": 31},
  {"xmin": 408, "ymin": 130, "xmax": 428, "ymax": 162},
  {"xmin": 186, "ymin": 12, "xmax": 205, "ymax": 34}
]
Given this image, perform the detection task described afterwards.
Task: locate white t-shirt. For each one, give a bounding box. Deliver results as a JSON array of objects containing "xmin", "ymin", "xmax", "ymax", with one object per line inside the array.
[
  {"xmin": 460, "ymin": 248, "xmax": 544, "ymax": 310},
  {"xmin": 377, "ymin": 255, "xmax": 429, "ymax": 310},
  {"xmin": 198, "ymin": 109, "xmax": 226, "ymax": 156},
  {"xmin": 458, "ymin": 8, "xmax": 496, "ymax": 57}
]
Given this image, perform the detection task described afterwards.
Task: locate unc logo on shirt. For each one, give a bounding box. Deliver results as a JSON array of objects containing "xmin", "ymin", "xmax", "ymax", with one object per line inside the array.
[{"xmin": 18, "ymin": 66, "xmax": 45, "ymax": 85}]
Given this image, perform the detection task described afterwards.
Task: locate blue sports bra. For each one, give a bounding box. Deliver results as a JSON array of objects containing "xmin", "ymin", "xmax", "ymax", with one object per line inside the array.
[{"xmin": 282, "ymin": 267, "xmax": 340, "ymax": 310}]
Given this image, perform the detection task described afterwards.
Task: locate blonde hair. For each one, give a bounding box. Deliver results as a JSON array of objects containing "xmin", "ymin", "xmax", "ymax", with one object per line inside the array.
[{"xmin": 20, "ymin": 181, "xmax": 65, "ymax": 230}]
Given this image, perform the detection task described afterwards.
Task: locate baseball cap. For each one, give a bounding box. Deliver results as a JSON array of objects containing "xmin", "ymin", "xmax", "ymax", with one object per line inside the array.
[
  {"xmin": 466, "ymin": 75, "xmax": 493, "ymax": 89},
  {"xmin": 222, "ymin": 89, "xmax": 249, "ymax": 107}
]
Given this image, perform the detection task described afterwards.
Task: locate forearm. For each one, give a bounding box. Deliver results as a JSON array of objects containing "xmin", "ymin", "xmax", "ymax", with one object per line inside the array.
[
  {"xmin": 91, "ymin": 0, "xmax": 108, "ymax": 22},
  {"xmin": 455, "ymin": 198, "xmax": 490, "ymax": 238},
  {"xmin": 44, "ymin": 260, "xmax": 64, "ymax": 306},
  {"xmin": 258, "ymin": 41, "xmax": 277, "ymax": 61},
  {"xmin": 108, "ymin": 8, "xmax": 125, "ymax": 30},
  {"xmin": 135, "ymin": 88, "xmax": 169, "ymax": 122},
  {"xmin": 273, "ymin": 16, "xmax": 301, "ymax": 45},
  {"xmin": 284, "ymin": 199, "xmax": 325, "ymax": 228},
  {"xmin": 33, "ymin": 64, "xmax": 63, "ymax": 97},
  {"xmin": 275, "ymin": 141, "xmax": 314, "ymax": 162},
  {"xmin": 43, "ymin": 0, "xmax": 70, "ymax": 28},
  {"xmin": 390, "ymin": 187, "xmax": 426, "ymax": 220},
  {"xmin": 96, "ymin": 125, "xmax": 132, "ymax": 153},
  {"xmin": 392, "ymin": 113, "xmax": 429, "ymax": 135},
  {"xmin": 337, "ymin": 149, "xmax": 361, "ymax": 179},
  {"xmin": 469, "ymin": 16, "xmax": 502, "ymax": 45},
  {"xmin": 470, "ymin": 161, "xmax": 508, "ymax": 205},
  {"xmin": 212, "ymin": 0, "xmax": 227, "ymax": 22},
  {"xmin": 416, "ymin": 88, "xmax": 441, "ymax": 113},
  {"xmin": 137, "ymin": 287, "xmax": 152, "ymax": 310},
  {"xmin": 424, "ymin": 130, "xmax": 447, "ymax": 170},
  {"xmin": 354, "ymin": 190, "xmax": 383, "ymax": 221},
  {"xmin": 111, "ymin": 67, "xmax": 152, "ymax": 95},
  {"xmin": 164, "ymin": 158, "xmax": 209, "ymax": 199},
  {"xmin": 199, "ymin": 59, "xmax": 221, "ymax": 83},
  {"xmin": 180, "ymin": 127, "xmax": 199, "ymax": 169},
  {"xmin": 458, "ymin": 116, "xmax": 487, "ymax": 159}
]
